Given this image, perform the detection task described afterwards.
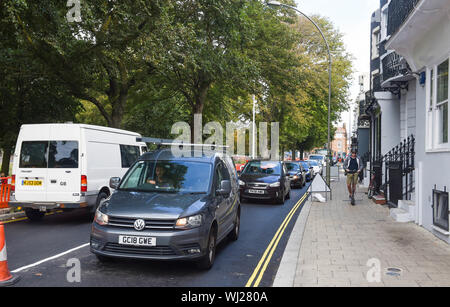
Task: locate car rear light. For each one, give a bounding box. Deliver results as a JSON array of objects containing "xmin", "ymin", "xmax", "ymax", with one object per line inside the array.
[
  {"xmin": 11, "ymin": 175, "xmax": 15, "ymax": 192},
  {"xmin": 81, "ymin": 175, "xmax": 87, "ymax": 192}
]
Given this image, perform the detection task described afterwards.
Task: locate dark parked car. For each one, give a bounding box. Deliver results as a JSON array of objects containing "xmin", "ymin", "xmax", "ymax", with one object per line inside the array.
[
  {"xmin": 90, "ymin": 149, "xmax": 240, "ymax": 270},
  {"xmin": 285, "ymin": 161, "xmax": 306, "ymax": 188},
  {"xmin": 238, "ymin": 160, "xmax": 290, "ymax": 204},
  {"xmin": 300, "ymin": 161, "xmax": 313, "ymax": 182}
]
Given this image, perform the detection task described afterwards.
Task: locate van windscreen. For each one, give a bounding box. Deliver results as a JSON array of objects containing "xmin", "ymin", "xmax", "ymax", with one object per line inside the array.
[{"xmin": 20, "ymin": 141, "xmax": 79, "ymax": 168}]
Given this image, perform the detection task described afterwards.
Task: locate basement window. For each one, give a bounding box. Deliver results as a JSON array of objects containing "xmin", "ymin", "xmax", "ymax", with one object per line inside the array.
[{"xmin": 433, "ymin": 188, "xmax": 449, "ymax": 232}]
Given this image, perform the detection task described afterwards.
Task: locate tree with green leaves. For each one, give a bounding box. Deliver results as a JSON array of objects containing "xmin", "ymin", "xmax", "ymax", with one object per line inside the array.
[
  {"xmin": 0, "ymin": 3, "xmax": 79, "ymax": 174},
  {"xmin": 5, "ymin": 0, "xmax": 175, "ymax": 128}
]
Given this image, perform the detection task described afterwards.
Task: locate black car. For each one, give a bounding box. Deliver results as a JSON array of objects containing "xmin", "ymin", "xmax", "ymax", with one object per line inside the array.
[
  {"xmin": 285, "ymin": 161, "xmax": 306, "ymax": 188},
  {"xmin": 238, "ymin": 160, "xmax": 290, "ymax": 204},
  {"xmin": 90, "ymin": 149, "xmax": 240, "ymax": 270}
]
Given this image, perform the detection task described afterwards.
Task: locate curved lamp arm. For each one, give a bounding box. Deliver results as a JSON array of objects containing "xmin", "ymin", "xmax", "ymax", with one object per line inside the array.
[{"xmin": 266, "ymin": 1, "xmax": 333, "ymax": 185}]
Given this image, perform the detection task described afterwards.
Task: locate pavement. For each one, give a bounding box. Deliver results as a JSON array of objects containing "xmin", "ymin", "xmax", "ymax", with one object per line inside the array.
[
  {"xmin": 0, "ymin": 208, "xmax": 25, "ymax": 222},
  {"xmin": 274, "ymin": 170, "xmax": 450, "ymax": 287}
]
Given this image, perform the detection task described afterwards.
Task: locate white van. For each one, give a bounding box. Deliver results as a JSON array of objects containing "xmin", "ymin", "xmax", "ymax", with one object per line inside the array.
[{"xmin": 8, "ymin": 123, "xmax": 147, "ymax": 221}]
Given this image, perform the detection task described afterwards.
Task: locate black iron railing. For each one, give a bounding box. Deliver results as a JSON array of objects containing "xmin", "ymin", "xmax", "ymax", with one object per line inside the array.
[
  {"xmin": 381, "ymin": 52, "xmax": 408, "ymax": 84},
  {"xmin": 383, "ymin": 135, "xmax": 415, "ymax": 207},
  {"xmin": 387, "ymin": 0, "xmax": 420, "ymax": 37},
  {"xmin": 371, "ymin": 135, "xmax": 415, "ymax": 206}
]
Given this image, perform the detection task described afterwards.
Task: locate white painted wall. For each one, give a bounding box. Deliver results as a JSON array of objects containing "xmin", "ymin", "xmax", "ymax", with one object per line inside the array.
[
  {"xmin": 374, "ymin": 91, "xmax": 401, "ymax": 155},
  {"xmin": 415, "ymin": 76, "xmax": 450, "ymax": 243},
  {"xmin": 385, "ymin": 0, "xmax": 450, "ymax": 244},
  {"xmin": 407, "ymin": 81, "xmax": 416, "ymax": 137},
  {"xmin": 400, "ymin": 95, "xmax": 407, "ymax": 140}
]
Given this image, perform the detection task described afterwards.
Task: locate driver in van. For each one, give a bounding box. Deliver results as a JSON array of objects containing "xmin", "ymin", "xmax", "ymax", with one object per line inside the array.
[{"xmin": 146, "ymin": 165, "xmax": 172, "ymax": 188}]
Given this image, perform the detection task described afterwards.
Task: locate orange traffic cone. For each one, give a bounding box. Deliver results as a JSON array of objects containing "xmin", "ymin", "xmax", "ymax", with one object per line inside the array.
[{"xmin": 0, "ymin": 223, "xmax": 20, "ymax": 286}]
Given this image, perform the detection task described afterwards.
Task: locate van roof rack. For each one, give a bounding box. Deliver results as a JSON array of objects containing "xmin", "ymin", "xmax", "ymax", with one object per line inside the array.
[{"xmin": 136, "ymin": 137, "xmax": 229, "ymax": 149}]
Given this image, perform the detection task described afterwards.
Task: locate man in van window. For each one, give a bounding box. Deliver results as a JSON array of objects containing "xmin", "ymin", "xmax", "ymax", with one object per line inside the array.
[
  {"xmin": 146, "ymin": 165, "xmax": 172, "ymax": 189},
  {"xmin": 344, "ymin": 149, "xmax": 363, "ymax": 202}
]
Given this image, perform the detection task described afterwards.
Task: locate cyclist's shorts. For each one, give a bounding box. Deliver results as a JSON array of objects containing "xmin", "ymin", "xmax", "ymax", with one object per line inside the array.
[{"xmin": 346, "ymin": 173, "xmax": 359, "ymax": 185}]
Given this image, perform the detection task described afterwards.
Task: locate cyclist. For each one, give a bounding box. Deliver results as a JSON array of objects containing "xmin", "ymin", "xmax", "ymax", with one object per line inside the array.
[{"xmin": 344, "ymin": 149, "xmax": 363, "ymax": 205}]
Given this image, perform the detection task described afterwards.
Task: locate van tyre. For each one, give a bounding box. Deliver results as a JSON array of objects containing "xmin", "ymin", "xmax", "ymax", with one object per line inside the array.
[
  {"xmin": 25, "ymin": 208, "xmax": 45, "ymax": 222},
  {"xmin": 91, "ymin": 191, "xmax": 108, "ymax": 217},
  {"xmin": 228, "ymin": 209, "xmax": 240, "ymax": 241},
  {"xmin": 197, "ymin": 228, "xmax": 217, "ymax": 270}
]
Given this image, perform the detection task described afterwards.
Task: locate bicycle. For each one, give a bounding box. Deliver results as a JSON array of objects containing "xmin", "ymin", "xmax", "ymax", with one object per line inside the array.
[{"xmin": 367, "ymin": 169, "xmax": 377, "ymax": 199}]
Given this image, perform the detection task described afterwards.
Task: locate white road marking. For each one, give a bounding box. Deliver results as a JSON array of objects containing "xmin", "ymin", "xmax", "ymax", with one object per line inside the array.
[{"xmin": 11, "ymin": 243, "xmax": 89, "ymax": 273}]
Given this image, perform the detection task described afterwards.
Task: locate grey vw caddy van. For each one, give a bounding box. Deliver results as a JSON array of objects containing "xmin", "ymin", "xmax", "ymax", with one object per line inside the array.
[{"xmin": 90, "ymin": 149, "xmax": 240, "ymax": 269}]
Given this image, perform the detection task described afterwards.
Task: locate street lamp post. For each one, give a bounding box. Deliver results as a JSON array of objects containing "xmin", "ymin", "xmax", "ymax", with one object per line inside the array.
[
  {"xmin": 252, "ymin": 95, "xmax": 257, "ymax": 159},
  {"xmin": 267, "ymin": 1, "xmax": 333, "ymax": 185}
]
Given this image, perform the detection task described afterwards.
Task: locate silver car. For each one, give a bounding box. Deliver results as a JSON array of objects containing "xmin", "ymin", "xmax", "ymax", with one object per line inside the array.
[{"xmin": 90, "ymin": 149, "xmax": 240, "ymax": 269}]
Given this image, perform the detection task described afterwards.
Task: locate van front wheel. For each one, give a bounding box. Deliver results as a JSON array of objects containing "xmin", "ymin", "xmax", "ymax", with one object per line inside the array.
[
  {"xmin": 90, "ymin": 192, "xmax": 109, "ymax": 217},
  {"xmin": 25, "ymin": 208, "xmax": 45, "ymax": 222}
]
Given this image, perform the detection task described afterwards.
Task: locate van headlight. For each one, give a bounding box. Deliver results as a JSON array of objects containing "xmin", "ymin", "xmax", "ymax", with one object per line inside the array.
[
  {"xmin": 269, "ymin": 182, "xmax": 281, "ymax": 188},
  {"xmin": 176, "ymin": 214, "xmax": 203, "ymax": 229},
  {"xmin": 94, "ymin": 210, "xmax": 109, "ymax": 226},
  {"xmin": 239, "ymin": 180, "xmax": 246, "ymax": 186}
]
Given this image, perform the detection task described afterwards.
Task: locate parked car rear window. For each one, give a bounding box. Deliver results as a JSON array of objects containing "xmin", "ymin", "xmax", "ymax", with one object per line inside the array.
[
  {"xmin": 308, "ymin": 160, "xmax": 319, "ymax": 166},
  {"xmin": 20, "ymin": 141, "xmax": 79, "ymax": 169},
  {"xmin": 285, "ymin": 162, "xmax": 300, "ymax": 172},
  {"xmin": 300, "ymin": 161, "xmax": 309, "ymax": 169},
  {"xmin": 119, "ymin": 160, "xmax": 212, "ymax": 193},
  {"xmin": 242, "ymin": 161, "xmax": 281, "ymax": 176},
  {"xmin": 20, "ymin": 141, "xmax": 48, "ymax": 168},
  {"xmin": 309, "ymin": 155, "xmax": 324, "ymax": 162},
  {"xmin": 120, "ymin": 145, "xmax": 140, "ymax": 168}
]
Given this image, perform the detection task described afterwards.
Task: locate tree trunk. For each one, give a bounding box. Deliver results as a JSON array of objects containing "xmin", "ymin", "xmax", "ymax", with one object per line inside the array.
[
  {"xmin": 1, "ymin": 143, "xmax": 13, "ymax": 176},
  {"xmin": 190, "ymin": 102, "xmax": 205, "ymax": 143},
  {"xmin": 189, "ymin": 83, "xmax": 210, "ymax": 143},
  {"xmin": 110, "ymin": 96, "xmax": 126, "ymax": 129}
]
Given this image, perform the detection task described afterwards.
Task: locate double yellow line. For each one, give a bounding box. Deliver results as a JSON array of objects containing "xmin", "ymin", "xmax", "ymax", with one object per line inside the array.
[{"xmin": 245, "ymin": 192, "xmax": 309, "ymax": 288}]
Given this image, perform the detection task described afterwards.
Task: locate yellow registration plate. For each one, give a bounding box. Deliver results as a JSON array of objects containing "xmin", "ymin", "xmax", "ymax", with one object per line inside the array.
[{"xmin": 22, "ymin": 180, "xmax": 42, "ymax": 186}]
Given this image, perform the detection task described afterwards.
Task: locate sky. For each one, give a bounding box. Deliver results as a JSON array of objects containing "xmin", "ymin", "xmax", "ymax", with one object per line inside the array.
[{"xmin": 295, "ymin": 0, "xmax": 380, "ymax": 133}]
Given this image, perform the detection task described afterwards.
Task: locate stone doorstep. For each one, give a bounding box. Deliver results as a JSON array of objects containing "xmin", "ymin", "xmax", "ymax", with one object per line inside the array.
[{"xmin": 372, "ymin": 195, "xmax": 387, "ymax": 205}]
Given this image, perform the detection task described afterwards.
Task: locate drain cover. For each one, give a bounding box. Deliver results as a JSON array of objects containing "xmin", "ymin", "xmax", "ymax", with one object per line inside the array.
[{"xmin": 385, "ymin": 267, "xmax": 402, "ymax": 277}]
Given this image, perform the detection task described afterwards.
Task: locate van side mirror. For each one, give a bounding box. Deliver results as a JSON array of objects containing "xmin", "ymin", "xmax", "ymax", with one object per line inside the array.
[
  {"xmin": 216, "ymin": 180, "xmax": 231, "ymax": 196},
  {"xmin": 109, "ymin": 177, "xmax": 121, "ymax": 190}
]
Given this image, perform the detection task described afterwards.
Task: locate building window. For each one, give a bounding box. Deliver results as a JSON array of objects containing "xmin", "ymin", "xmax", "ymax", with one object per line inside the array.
[
  {"xmin": 427, "ymin": 57, "xmax": 450, "ymax": 150},
  {"xmin": 433, "ymin": 188, "xmax": 449, "ymax": 231}
]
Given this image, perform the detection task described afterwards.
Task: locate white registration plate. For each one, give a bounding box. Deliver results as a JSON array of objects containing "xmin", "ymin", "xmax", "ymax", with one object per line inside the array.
[
  {"xmin": 248, "ymin": 189, "xmax": 265, "ymax": 195},
  {"xmin": 118, "ymin": 235, "xmax": 156, "ymax": 247}
]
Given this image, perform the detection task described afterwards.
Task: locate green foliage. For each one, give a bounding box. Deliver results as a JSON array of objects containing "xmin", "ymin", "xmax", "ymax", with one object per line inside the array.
[
  {"xmin": 0, "ymin": 0, "xmax": 353, "ymax": 158},
  {"xmin": 0, "ymin": 1, "xmax": 80, "ymax": 174}
]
